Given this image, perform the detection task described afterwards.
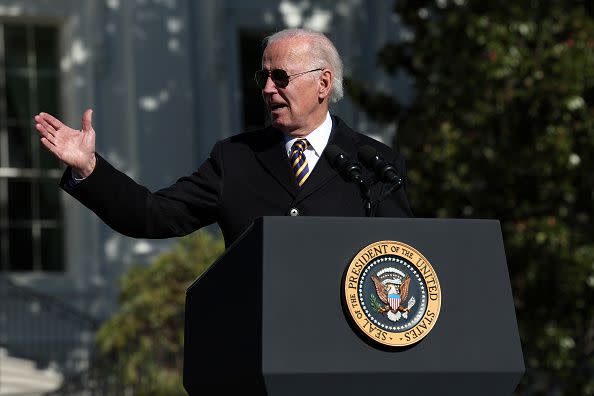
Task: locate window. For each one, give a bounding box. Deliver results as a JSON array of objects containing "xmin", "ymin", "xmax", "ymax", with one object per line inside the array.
[
  {"xmin": 239, "ymin": 29, "xmax": 274, "ymax": 132},
  {"xmin": 0, "ymin": 22, "xmax": 63, "ymax": 271}
]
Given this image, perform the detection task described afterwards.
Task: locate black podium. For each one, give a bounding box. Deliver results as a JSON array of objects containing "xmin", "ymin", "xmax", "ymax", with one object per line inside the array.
[{"xmin": 183, "ymin": 217, "xmax": 524, "ymax": 395}]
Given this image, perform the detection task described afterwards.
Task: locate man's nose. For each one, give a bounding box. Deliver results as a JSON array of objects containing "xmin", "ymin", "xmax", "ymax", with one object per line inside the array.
[{"xmin": 262, "ymin": 75, "xmax": 278, "ymax": 94}]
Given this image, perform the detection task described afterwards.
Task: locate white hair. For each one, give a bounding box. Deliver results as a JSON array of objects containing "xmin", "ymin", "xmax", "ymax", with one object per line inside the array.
[{"xmin": 264, "ymin": 28, "xmax": 344, "ymax": 103}]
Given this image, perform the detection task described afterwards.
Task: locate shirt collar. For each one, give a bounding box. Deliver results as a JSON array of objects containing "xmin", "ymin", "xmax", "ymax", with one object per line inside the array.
[{"xmin": 284, "ymin": 112, "xmax": 333, "ymax": 156}]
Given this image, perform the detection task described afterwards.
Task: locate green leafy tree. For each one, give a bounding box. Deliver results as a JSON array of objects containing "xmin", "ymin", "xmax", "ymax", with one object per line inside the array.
[
  {"xmin": 96, "ymin": 231, "xmax": 224, "ymax": 395},
  {"xmin": 347, "ymin": 1, "xmax": 594, "ymax": 394}
]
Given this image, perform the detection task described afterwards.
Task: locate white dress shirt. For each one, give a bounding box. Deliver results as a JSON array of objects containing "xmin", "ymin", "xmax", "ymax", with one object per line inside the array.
[{"xmin": 284, "ymin": 112, "xmax": 332, "ymax": 171}]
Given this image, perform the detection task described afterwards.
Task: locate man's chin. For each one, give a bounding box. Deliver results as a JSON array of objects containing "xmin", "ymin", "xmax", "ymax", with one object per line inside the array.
[{"xmin": 270, "ymin": 117, "xmax": 290, "ymax": 133}]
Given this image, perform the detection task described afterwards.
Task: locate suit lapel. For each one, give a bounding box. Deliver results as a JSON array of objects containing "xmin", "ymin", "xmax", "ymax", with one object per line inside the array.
[
  {"xmin": 295, "ymin": 116, "xmax": 357, "ymax": 203},
  {"xmin": 253, "ymin": 128, "xmax": 298, "ymax": 197},
  {"xmin": 294, "ymin": 148, "xmax": 336, "ymax": 200}
]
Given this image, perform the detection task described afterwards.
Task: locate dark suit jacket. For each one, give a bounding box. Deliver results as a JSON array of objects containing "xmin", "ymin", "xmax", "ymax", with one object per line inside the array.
[{"xmin": 61, "ymin": 116, "xmax": 412, "ymax": 247}]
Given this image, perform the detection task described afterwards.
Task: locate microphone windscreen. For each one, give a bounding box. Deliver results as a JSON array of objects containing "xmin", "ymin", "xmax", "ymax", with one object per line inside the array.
[
  {"xmin": 357, "ymin": 145, "xmax": 379, "ymax": 167},
  {"xmin": 324, "ymin": 144, "xmax": 343, "ymax": 164}
]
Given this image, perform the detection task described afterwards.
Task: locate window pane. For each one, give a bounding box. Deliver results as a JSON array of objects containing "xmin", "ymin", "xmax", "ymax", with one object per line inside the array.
[
  {"xmin": 39, "ymin": 145, "xmax": 61, "ymax": 170},
  {"xmin": 8, "ymin": 125, "xmax": 33, "ymax": 168},
  {"xmin": 6, "ymin": 75, "xmax": 30, "ymax": 122},
  {"xmin": 0, "ymin": 228, "xmax": 6, "ymax": 270},
  {"xmin": 41, "ymin": 227, "xmax": 63, "ymax": 271},
  {"xmin": 34, "ymin": 26, "xmax": 58, "ymax": 71},
  {"xmin": 4, "ymin": 25, "xmax": 28, "ymax": 70},
  {"xmin": 8, "ymin": 227, "xmax": 33, "ymax": 271},
  {"xmin": 0, "ymin": 180, "xmax": 6, "ymax": 214},
  {"xmin": 39, "ymin": 179, "xmax": 61, "ymax": 220},
  {"xmin": 36, "ymin": 75, "xmax": 59, "ymax": 115},
  {"xmin": 8, "ymin": 179, "xmax": 31, "ymax": 221},
  {"xmin": 239, "ymin": 30, "xmax": 273, "ymax": 131}
]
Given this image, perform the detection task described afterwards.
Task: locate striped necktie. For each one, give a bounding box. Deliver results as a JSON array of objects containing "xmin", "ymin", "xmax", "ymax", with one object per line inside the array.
[{"xmin": 290, "ymin": 139, "xmax": 311, "ymax": 187}]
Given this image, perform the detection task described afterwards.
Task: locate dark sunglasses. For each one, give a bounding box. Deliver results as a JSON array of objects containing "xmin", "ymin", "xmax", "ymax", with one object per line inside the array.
[{"xmin": 254, "ymin": 68, "xmax": 324, "ymax": 89}]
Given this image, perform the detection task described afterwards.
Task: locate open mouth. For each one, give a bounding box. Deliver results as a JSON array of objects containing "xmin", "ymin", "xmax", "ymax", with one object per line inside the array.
[{"xmin": 269, "ymin": 103, "xmax": 287, "ymax": 111}]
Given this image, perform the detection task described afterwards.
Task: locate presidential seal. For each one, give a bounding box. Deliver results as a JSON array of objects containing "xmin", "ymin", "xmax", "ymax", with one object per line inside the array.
[{"xmin": 342, "ymin": 241, "xmax": 441, "ymax": 348}]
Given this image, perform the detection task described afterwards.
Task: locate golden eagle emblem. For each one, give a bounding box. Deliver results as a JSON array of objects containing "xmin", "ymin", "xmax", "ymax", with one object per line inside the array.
[{"xmin": 371, "ymin": 268, "xmax": 416, "ymax": 322}]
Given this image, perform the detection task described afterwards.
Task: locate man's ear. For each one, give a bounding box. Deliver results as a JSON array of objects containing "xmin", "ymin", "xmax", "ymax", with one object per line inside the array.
[{"xmin": 318, "ymin": 69, "xmax": 333, "ymax": 100}]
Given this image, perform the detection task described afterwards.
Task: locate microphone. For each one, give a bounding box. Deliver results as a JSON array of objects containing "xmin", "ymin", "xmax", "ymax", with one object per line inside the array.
[
  {"xmin": 325, "ymin": 144, "xmax": 363, "ymax": 183},
  {"xmin": 325, "ymin": 144, "xmax": 373, "ymax": 217},
  {"xmin": 357, "ymin": 145, "xmax": 403, "ymax": 186}
]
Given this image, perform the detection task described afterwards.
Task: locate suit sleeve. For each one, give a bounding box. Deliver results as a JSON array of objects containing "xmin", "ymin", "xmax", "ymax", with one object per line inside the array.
[
  {"xmin": 374, "ymin": 151, "xmax": 414, "ymax": 218},
  {"xmin": 60, "ymin": 142, "xmax": 224, "ymax": 238}
]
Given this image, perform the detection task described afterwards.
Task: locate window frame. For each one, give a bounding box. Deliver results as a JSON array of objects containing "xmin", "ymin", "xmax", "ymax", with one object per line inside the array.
[{"xmin": 0, "ymin": 20, "xmax": 64, "ymax": 272}]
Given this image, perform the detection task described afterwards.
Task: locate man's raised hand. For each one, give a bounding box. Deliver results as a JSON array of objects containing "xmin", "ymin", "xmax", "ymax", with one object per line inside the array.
[{"xmin": 34, "ymin": 109, "xmax": 97, "ymax": 178}]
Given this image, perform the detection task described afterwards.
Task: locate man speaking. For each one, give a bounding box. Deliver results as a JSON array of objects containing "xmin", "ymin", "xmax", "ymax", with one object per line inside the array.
[{"xmin": 34, "ymin": 28, "xmax": 412, "ymax": 247}]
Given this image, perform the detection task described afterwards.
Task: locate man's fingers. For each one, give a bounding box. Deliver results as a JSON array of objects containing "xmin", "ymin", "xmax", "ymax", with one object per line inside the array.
[
  {"xmin": 35, "ymin": 117, "xmax": 56, "ymax": 134},
  {"xmin": 35, "ymin": 122, "xmax": 55, "ymax": 141},
  {"xmin": 81, "ymin": 109, "xmax": 93, "ymax": 132},
  {"xmin": 40, "ymin": 137, "xmax": 57, "ymax": 152},
  {"xmin": 34, "ymin": 115, "xmax": 56, "ymax": 133},
  {"xmin": 38, "ymin": 112, "xmax": 63, "ymax": 130},
  {"xmin": 36, "ymin": 126, "xmax": 53, "ymax": 143}
]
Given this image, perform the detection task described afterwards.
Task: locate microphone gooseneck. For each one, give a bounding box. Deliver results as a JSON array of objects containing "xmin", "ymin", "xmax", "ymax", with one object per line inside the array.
[{"xmin": 325, "ymin": 145, "xmax": 373, "ymax": 217}]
